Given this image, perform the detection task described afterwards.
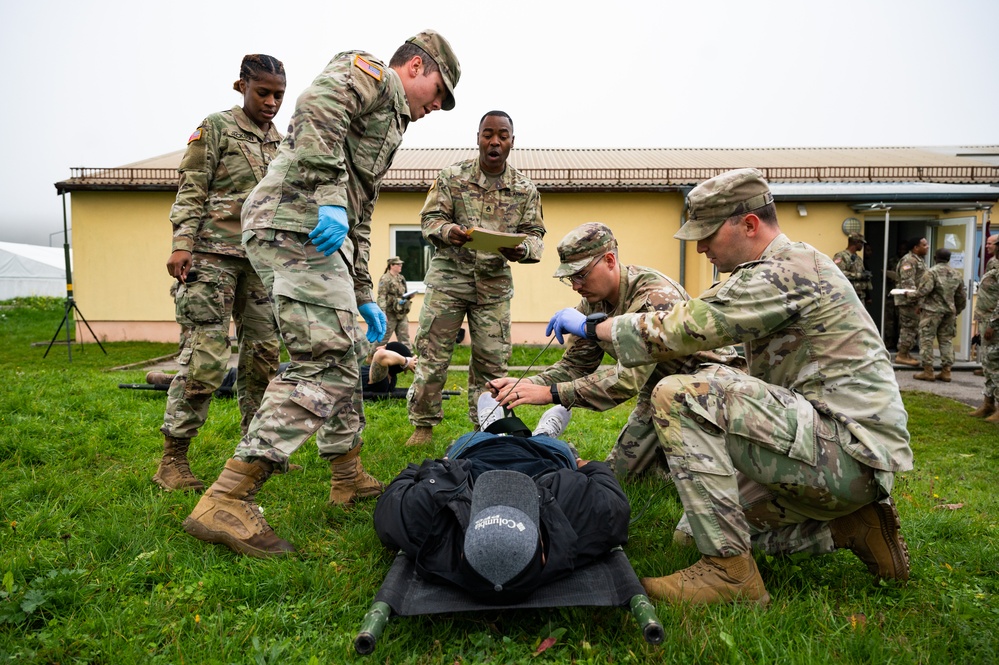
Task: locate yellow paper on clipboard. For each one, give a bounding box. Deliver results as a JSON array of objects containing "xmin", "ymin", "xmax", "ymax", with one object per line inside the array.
[{"xmin": 464, "ymin": 228, "xmax": 527, "ymax": 253}]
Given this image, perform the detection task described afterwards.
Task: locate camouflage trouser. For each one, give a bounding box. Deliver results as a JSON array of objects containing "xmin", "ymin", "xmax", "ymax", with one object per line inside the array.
[
  {"xmin": 383, "ymin": 311, "xmax": 410, "ymax": 345},
  {"xmin": 918, "ymin": 311, "xmax": 957, "ymax": 367},
  {"xmin": 651, "ymin": 364, "xmax": 881, "ymax": 557},
  {"xmin": 981, "ymin": 335, "xmax": 998, "ymax": 399},
  {"xmin": 604, "ymin": 396, "xmax": 670, "ymax": 478},
  {"xmin": 408, "ymin": 287, "xmax": 511, "ymax": 427},
  {"xmin": 883, "ymin": 296, "xmax": 898, "ymax": 348},
  {"xmin": 161, "ymin": 253, "xmax": 280, "ymax": 440},
  {"xmin": 234, "ymin": 229, "xmax": 365, "ymax": 471},
  {"xmin": 896, "ymin": 304, "xmax": 920, "ymax": 354}
]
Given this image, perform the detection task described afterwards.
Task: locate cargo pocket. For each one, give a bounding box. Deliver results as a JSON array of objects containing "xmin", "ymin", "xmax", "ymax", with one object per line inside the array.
[
  {"xmin": 289, "ymin": 381, "xmax": 334, "ymax": 419},
  {"xmin": 680, "ymin": 394, "xmax": 736, "ymax": 477}
]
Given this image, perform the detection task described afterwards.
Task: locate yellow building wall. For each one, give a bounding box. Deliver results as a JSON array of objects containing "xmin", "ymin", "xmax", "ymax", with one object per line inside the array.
[
  {"xmin": 368, "ymin": 191, "xmax": 687, "ymax": 343},
  {"xmin": 71, "ymin": 191, "xmax": 178, "ymax": 342},
  {"xmin": 67, "ymin": 186, "xmax": 996, "ymax": 346}
]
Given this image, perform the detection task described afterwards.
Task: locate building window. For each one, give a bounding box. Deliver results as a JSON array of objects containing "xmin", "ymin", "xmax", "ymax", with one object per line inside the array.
[{"xmin": 392, "ymin": 226, "xmax": 434, "ymax": 289}]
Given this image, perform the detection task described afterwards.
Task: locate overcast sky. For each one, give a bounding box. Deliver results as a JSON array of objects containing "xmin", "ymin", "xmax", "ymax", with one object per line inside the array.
[{"xmin": 1, "ymin": 0, "xmax": 996, "ymax": 246}]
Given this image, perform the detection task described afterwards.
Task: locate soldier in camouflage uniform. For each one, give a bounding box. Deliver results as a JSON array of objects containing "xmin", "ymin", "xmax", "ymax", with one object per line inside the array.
[
  {"xmin": 489, "ymin": 223, "xmax": 742, "ymax": 478},
  {"xmin": 894, "ymin": 237, "xmax": 930, "ymax": 366},
  {"xmin": 832, "ymin": 234, "xmax": 871, "ymax": 304},
  {"xmin": 183, "ymin": 31, "xmax": 461, "ymax": 557},
  {"xmin": 548, "ymin": 169, "xmax": 912, "ymax": 605},
  {"xmin": 154, "ymin": 55, "xmax": 286, "ymax": 494},
  {"xmin": 913, "ymin": 248, "xmax": 967, "ymax": 382},
  {"xmin": 405, "ymin": 111, "xmax": 545, "ymax": 447},
  {"xmin": 377, "ymin": 256, "xmax": 412, "ymax": 345},
  {"xmin": 970, "ymin": 236, "xmax": 999, "ymax": 420}
]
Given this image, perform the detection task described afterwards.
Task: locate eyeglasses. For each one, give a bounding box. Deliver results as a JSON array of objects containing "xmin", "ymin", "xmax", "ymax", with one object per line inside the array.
[{"xmin": 559, "ymin": 255, "xmax": 603, "ymax": 287}]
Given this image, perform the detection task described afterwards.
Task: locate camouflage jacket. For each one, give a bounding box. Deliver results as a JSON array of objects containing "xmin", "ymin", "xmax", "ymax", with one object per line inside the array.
[
  {"xmin": 242, "ymin": 51, "xmax": 410, "ymax": 306},
  {"xmin": 610, "ymin": 234, "xmax": 912, "ymax": 481},
  {"xmin": 377, "ymin": 271, "xmax": 411, "ymax": 315},
  {"xmin": 915, "ymin": 262, "xmax": 967, "ymax": 316},
  {"xmin": 832, "ymin": 249, "xmax": 867, "ymax": 295},
  {"xmin": 526, "ymin": 265, "xmax": 741, "ymax": 411},
  {"xmin": 974, "ymin": 267, "xmax": 999, "ymax": 325},
  {"xmin": 986, "ymin": 256, "xmax": 999, "ymax": 274},
  {"xmin": 171, "ymin": 106, "xmax": 281, "ymax": 257},
  {"xmin": 421, "ymin": 159, "xmax": 545, "ymax": 304},
  {"xmin": 894, "ymin": 251, "xmax": 927, "ymax": 306}
]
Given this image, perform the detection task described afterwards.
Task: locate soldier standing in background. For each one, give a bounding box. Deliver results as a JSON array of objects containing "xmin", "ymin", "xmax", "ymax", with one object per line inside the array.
[
  {"xmin": 548, "ymin": 169, "xmax": 912, "ymax": 605},
  {"xmin": 489, "ymin": 223, "xmax": 742, "ymax": 478},
  {"xmin": 183, "ymin": 31, "xmax": 461, "ymax": 557},
  {"xmin": 405, "ymin": 110, "xmax": 545, "ymax": 447},
  {"xmin": 883, "ymin": 241, "xmax": 911, "ymax": 351},
  {"xmin": 377, "ymin": 256, "xmax": 412, "ymax": 345},
  {"xmin": 970, "ymin": 236, "xmax": 999, "ymax": 420},
  {"xmin": 913, "ymin": 248, "xmax": 968, "ymax": 383},
  {"xmin": 154, "ymin": 55, "xmax": 286, "ymax": 493},
  {"xmin": 894, "ymin": 237, "xmax": 930, "ymax": 366},
  {"xmin": 833, "ymin": 234, "xmax": 871, "ymax": 304}
]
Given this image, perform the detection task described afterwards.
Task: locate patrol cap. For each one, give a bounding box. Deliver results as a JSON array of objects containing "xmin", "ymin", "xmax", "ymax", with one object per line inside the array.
[
  {"xmin": 387, "ymin": 256, "xmax": 403, "ymax": 265},
  {"xmin": 848, "ymin": 234, "xmax": 868, "ymax": 246},
  {"xmin": 553, "ymin": 223, "xmax": 618, "ymax": 278},
  {"xmin": 674, "ymin": 168, "xmax": 774, "ymax": 241},
  {"xmin": 406, "ymin": 29, "xmax": 461, "ymax": 111}
]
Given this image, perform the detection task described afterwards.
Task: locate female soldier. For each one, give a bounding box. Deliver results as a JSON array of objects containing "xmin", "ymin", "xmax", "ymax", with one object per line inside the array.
[
  {"xmin": 376, "ymin": 256, "xmax": 412, "ymax": 344},
  {"xmin": 154, "ymin": 55, "xmax": 286, "ymax": 492}
]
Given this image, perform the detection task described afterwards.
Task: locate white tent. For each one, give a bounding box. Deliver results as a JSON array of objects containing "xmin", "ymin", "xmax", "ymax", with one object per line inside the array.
[{"xmin": 0, "ymin": 241, "xmax": 69, "ymax": 300}]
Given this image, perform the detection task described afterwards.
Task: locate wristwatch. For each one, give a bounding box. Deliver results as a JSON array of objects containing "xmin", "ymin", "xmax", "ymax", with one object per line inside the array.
[{"xmin": 585, "ymin": 312, "xmax": 608, "ymax": 340}]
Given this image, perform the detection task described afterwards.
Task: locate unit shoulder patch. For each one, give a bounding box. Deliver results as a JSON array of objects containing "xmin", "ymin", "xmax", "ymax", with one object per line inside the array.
[
  {"xmin": 354, "ymin": 55, "xmax": 383, "ymax": 81},
  {"xmin": 188, "ymin": 128, "xmax": 204, "ymax": 144}
]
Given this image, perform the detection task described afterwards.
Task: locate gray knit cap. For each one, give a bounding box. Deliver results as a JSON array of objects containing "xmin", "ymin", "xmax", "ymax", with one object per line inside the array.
[{"xmin": 463, "ymin": 470, "xmax": 541, "ymax": 591}]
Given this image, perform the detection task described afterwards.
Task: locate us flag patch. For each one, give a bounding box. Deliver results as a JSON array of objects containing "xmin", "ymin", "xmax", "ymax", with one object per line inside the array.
[
  {"xmin": 354, "ymin": 55, "xmax": 382, "ymax": 81},
  {"xmin": 188, "ymin": 128, "xmax": 203, "ymax": 143}
]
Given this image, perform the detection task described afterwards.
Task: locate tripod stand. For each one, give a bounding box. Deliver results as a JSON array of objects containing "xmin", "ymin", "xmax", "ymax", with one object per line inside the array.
[{"xmin": 44, "ymin": 193, "xmax": 107, "ymax": 361}]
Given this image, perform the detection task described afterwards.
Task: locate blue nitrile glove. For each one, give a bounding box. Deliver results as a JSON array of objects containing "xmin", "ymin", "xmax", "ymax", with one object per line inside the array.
[
  {"xmin": 398, "ymin": 299, "xmax": 407, "ymax": 306},
  {"xmin": 359, "ymin": 302, "xmax": 387, "ymax": 343},
  {"xmin": 546, "ymin": 308, "xmax": 586, "ymax": 345},
  {"xmin": 308, "ymin": 205, "xmax": 349, "ymax": 256}
]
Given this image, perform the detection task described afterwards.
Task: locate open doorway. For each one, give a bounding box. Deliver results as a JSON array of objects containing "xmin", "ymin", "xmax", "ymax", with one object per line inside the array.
[{"xmin": 861, "ymin": 219, "xmax": 932, "ymax": 348}]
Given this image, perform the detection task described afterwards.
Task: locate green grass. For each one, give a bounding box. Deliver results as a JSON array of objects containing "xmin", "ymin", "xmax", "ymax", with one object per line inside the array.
[{"xmin": 1, "ymin": 298, "xmax": 997, "ymax": 664}]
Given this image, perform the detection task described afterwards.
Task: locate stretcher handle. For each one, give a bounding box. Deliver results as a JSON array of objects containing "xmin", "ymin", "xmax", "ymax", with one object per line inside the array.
[
  {"xmin": 354, "ymin": 600, "xmax": 391, "ymax": 655},
  {"xmin": 629, "ymin": 594, "xmax": 665, "ymax": 645}
]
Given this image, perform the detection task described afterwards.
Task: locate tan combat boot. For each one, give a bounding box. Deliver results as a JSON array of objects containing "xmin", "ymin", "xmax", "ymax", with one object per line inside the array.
[
  {"xmin": 935, "ymin": 367, "xmax": 952, "ymax": 382},
  {"xmin": 182, "ymin": 458, "xmax": 295, "ymax": 558},
  {"xmin": 405, "ymin": 426, "xmax": 433, "ymax": 447},
  {"xmin": 829, "ymin": 498, "xmax": 909, "ymax": 581},
  {"xmin": 894, "ymin": 351, "xmax": 920, "ymax": 367},
  {"xmin": 152, "ymin": 436, "xmax": 204, "ymax": 492},
  {"xmin": 328, "ymin": 444, "xmax": 385, "ymax": 506},
  {"xmin": 913, "ymin": 364, "xmax": 936, "ymax": 381},
  {"xmin": 984, "ymin": 409, "xmax": 999, "ymax": 424},
  {"xmin": 640, "ymin": 552, "xmax": 770, "ymax": 606},
  {"xmin": 969, "ymin": 396, "xmax": 996, "ymax": 418}
]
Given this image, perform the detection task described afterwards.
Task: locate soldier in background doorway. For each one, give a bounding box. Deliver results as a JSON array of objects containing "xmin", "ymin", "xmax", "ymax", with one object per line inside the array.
[{"xmin": 894, "ymin": 237, "xmax": 929, "ymax": 366}]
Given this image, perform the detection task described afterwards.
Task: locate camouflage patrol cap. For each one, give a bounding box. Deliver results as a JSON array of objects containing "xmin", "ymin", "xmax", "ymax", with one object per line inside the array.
[
  {"xmin": 387, "ymin": 256, "xmax": 403, "ymax": 265},
  {"xmin": 406, "ymin": 30, "xmax": 460, "ymax": 111},
  {"xmin": 553, "ymin": 223, "xmax": 618, "ymax": 278},
  {"xmin": 674, "ymin": 168, "xmax": 774, "ymax": 241},
  {"xmin": 848, "ymin": 234, "xmax": 868, "ymax": 246}
]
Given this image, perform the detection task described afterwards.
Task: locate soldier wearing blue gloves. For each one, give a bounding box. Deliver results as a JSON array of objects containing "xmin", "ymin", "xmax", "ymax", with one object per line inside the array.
[{"xmin": 183, "ymin": 30, "xmax": 461, "ymax": 557}]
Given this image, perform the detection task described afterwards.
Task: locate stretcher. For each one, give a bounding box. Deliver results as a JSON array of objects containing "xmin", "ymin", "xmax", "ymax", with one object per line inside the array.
[{"xmin": 354, "ymin": 547, "xmax": 664, "ymax": 655}]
